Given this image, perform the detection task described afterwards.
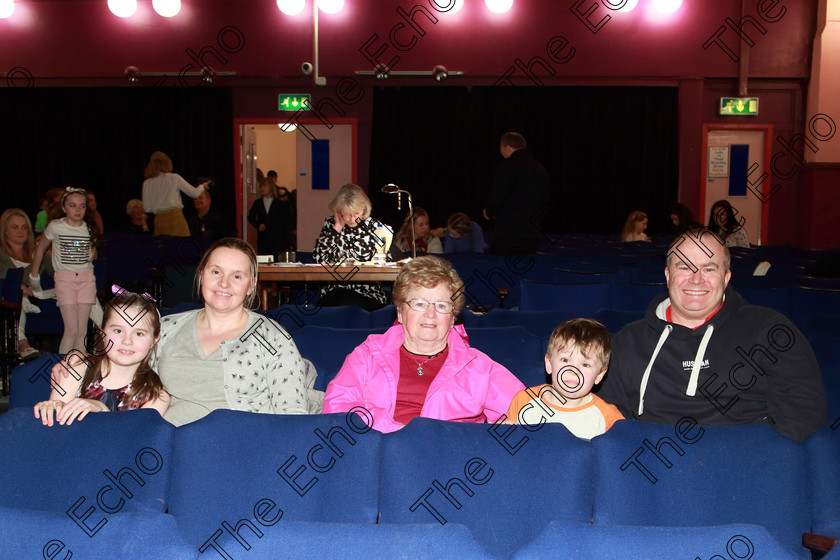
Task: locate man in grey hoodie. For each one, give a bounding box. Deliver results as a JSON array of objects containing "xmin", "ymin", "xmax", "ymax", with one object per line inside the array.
[{"xmin": 597, "ymin": 228, "xmax": 825, "ymax": 441}]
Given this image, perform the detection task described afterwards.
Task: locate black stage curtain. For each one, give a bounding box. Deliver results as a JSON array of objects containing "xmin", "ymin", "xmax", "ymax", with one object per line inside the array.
[
  {"xmin": 369, "ymin": 86, "xmax": 679, "ymax": 239},
  {"xmin": 0, "ymin": 86, "xmax": 234, "ymax": 234}
]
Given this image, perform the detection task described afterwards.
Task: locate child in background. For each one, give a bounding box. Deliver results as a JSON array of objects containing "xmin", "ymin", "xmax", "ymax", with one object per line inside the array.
[
  {"xmin": 86, "ymin": 191, "xmax": 105, "ymax": 234},
  {"xmin": 395, "ymin": 206, "xmax": 442, "ymax": 255},
  {"xmin": 621, "ymin": 210, "xmax": 651, "ymax": 242},
  {"xmin": 34, "ymin": 288, "xmax": 169, "ymax": 426},
  {"xmin": 29, "ymin": 187, "xmax": 99, "ymax": 354},
  {"xmin": 34, "ymin": 188, "xmax": 64, "ymax": 235},
  {"xmin": 506, "ymin": 318, "xmax": 623, "ymax": 440},
  {"xmin": 443, "ymin": 211, "xmax": 486, "ymax": 253}
]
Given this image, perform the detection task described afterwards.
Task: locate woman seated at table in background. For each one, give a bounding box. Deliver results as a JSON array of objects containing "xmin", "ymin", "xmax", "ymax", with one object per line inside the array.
[
  {"xmin": 323, "ymin": 255, "xmax": 524, "ymax": 433},
  {"xmin": 151, "ymin": 237, "xmax": 323, "ymax": 426},
  {"xmin": 313, "ymin": 183, "xmax": 393, "ymax": 310},
  {"xmin": 394, "ymin": 206, "xmax": 442, "ymax": 255}
]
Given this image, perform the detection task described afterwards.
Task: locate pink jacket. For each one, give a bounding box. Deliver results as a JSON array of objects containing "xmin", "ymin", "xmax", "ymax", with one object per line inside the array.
[{"xmin": 323, "ymin": 324, "xmax": 525, "ymax": 433}]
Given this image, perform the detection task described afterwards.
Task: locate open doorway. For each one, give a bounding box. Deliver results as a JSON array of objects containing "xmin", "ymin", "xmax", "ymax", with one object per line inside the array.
[
  {"xmin": 701, "ymin": 124, "xmax": 773, "ymax": 246},
  {"xmin": 233, "ymin": 118, "xmax": 357, "ymax": 253}
]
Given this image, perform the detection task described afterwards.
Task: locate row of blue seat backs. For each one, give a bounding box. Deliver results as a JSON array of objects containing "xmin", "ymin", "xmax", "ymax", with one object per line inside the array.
[
  {"xmin": 265, "ymin": 303, "xmax": 397, "ymax": 333},
  {"xmin": 0, "ymin": 408, "xmax": 837, "ymax": 559},
  {"xmin": 2, "ymin": 514, "xmax": 802, "ymax": 560},
  {"xmin": 520, "ymin": 279, "xmax": 840, "ymax": 318}
]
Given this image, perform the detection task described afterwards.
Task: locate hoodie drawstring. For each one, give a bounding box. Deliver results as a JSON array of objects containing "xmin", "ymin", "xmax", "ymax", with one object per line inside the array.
[
  {"xmin": 638, "ymin": 325, "xmax": 672, "ymax": 416},
  {"xmin": 686, "ymin": 324, "xmax": 714, "ymax": 397}
]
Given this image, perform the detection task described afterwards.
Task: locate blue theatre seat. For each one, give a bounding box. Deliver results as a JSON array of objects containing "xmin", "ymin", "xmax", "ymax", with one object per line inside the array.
[
  {"xmin": 294, "ymin": 326, "xmax": 386, "ymax": 392},
  {"xmin": 266, "ymin": 303, "xmax": 371, "ymax": 334},
  {"xmin": 466, "ymin": 326, "xmax": 547, "ymax": 387},
  {"xmin": 379, "ymin": 418, "xmax": 593, "ymax": 559},
  {"xmin": 204, "ymin": 520, "xmax": 499, "ymax": 560},
  {"xmin": 809, "ymin": 334, "xmax": 840, "ymax": 371},
  {"xmin": 736, "ymin": 285, "xmax": 791, "ymax": 315},
  {"xmin": 520, "ymin": 281, "xmax": 611, "ymax": 314},
  {"xmin": 0, "ymin": 408, "xmax": 174, "ymax": 514},
  {"xmin": 8, "ymin": 352, "xmax": 59, "ymax": 409},
  {"xmin": 805, "ymin": 426, "xmax": 840, "ymax": 549},
  {"xmin": 551, "ymin": 269, "xmax": 628, "ymax": 284},
  {"xmin": 823, "ymin": 367, "xmax": 840, "ymax": 421},
  {"xmin": 0, "ymin": 508, "xmax": 197, "ymax": 560},
  {"xmin": 169, "ymin": 410, "xmax": 382, "ymax": 548},
  {"xmin": 791, "ymin": 287, "xmax": 840, "ymax": 320},
  {"xmin": 369, "ymin": 304, "xmax": 397, "ymax": 329},
  {"xmin": 588, "ymin": 309, "xmax": 640, "ymax": 335},
  {"xmin": 513, "ymin": 522, "xmax": 800, "ymax": 560},
  {"xmin": 478, "ymin": 309, "xmax": 577, "ymax": 338},
  {"xmin": 609, "ymin": 282, "xmax": 666, "ymax": 314},
  {"xmin": 592, "ymin": 421, "xmax": 811, "ymax": 558}
]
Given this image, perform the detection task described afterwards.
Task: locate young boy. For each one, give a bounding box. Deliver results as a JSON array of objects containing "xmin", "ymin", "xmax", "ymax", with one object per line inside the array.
[{"xmin": 506, "ymin": 318, "xmax": 623, "ymax": 440}]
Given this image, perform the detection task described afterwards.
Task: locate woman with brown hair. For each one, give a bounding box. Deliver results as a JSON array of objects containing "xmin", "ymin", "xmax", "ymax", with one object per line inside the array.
[{"xmin": 151, "ymin": 237, "xmax": 323, "ymax": 426}]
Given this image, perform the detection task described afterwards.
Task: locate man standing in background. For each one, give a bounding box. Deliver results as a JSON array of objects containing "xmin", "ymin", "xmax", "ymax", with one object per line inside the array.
[{"xmin": 484, "ymin": 132, "xmax": 550, "ymax": 254}]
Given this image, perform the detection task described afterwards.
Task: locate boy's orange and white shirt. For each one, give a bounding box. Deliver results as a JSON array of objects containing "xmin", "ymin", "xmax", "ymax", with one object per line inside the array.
[{"xmin": 506, "ymin": 384, "xmax": 624, "ymax": 440}]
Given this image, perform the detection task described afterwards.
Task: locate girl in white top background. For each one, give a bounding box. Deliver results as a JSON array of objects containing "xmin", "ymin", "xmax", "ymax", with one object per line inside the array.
[
  {"xmin": 29, "ymin": 187, "xmax": 98, "ymax": 354},
  {"xmin": 142, "ymin": 151, "xmax": 210, "ymax": 236}
]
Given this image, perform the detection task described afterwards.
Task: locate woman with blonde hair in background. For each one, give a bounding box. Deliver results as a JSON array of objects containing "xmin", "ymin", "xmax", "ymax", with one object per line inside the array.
[{"xmin": 141, "ymin": 151, "xmax": 210, "ymax": 236}]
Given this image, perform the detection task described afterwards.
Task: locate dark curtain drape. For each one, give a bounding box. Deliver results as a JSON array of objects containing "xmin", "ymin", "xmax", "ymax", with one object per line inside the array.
[
  {"xmin": 0, "ymin": 86, "xmax": 234, "ymax": 233},
  {"xmin": 369, "ymin": 86, "xmax": 679, "ymax": 238}
]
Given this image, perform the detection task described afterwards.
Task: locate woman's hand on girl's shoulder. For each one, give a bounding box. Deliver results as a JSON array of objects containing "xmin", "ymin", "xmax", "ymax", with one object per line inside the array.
[{"xmin": 51, "ymin": 353, "xmax": 91, "ymax": 380}]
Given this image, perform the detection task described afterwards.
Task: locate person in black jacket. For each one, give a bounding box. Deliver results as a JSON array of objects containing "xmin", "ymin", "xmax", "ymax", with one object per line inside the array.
[
  {"xmin": 597, "ymin": 228, "xmax": 826, "ymax": 441},
  {"xmin": 483, "ymin": 132, "xmax": 550, "ymax": 254},
  {"xmin": 248, "ymin": 178, "xmax": 290, "ymax": 256},
  {"xmin": 189, "ymin": 190, "xmax": 228, "ymax": 244}
]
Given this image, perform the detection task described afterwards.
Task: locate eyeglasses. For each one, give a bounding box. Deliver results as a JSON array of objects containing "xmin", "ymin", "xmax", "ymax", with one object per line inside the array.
[{"xmin": 404, "ymin": 298, "xmax": 454, "ymax": 314}]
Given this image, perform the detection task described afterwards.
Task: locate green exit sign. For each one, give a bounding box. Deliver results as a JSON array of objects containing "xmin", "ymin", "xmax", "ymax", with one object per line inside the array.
[
  {"xmin": 278, "ymin": 94, "xmax": 311, "ymax": 111},
  {"xmin": 720, "ymin": 97, "xmax": 759, "ymax": 115}
]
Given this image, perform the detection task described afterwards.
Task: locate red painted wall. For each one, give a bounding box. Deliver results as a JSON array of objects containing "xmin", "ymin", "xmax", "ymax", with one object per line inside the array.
[{"xmin": 1, "ymin": 0, "xmax": 827, "ymax": 246}]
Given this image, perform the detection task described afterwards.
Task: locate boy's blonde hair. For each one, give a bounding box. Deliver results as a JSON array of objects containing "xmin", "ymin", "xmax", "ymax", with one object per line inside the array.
[{"xmin": 546, "ymin": 318, "xmax": 611, "ymax": 370}]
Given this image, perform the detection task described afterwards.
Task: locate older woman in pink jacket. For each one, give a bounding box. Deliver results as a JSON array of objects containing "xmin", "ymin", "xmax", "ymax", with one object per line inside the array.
[{"xmin": 323, "ymin": 255, "xmax": 524, "ymax": 433}]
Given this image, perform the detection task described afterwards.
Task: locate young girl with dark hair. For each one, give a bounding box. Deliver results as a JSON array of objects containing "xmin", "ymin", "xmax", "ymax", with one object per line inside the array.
[
  {"xmin": 34, "ymin": 288, "xmax": 169, "ymax": 426},
  {"xmin": 707, "ymin": 199, "xmax": 750, "ymax": 248}
]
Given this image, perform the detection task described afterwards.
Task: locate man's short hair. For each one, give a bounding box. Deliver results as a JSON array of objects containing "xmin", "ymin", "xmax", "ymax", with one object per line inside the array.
[
  {"xmin": 500, "ymin": 132, "xmax": 526, "ymax": 151},
  {"xmin": 546, "ymin": 318, "xmax": 611, "ymax": 370},
  {"xmin": 267, "ymin": 170, "xmax": 278, "ymax": 178},
  {"xmin": 666, "ymin": 227, "xmax": 730, "ymax": 271}
]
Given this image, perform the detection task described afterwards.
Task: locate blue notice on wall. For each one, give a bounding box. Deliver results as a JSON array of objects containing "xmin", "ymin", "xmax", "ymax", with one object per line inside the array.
[
  {"xmin": 312, "ymin": 140, "xmax": 330, "ymax": 190},
  {"xmin": 728, "ymin": 144, "xmax": 748, "ymax": 196}
]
